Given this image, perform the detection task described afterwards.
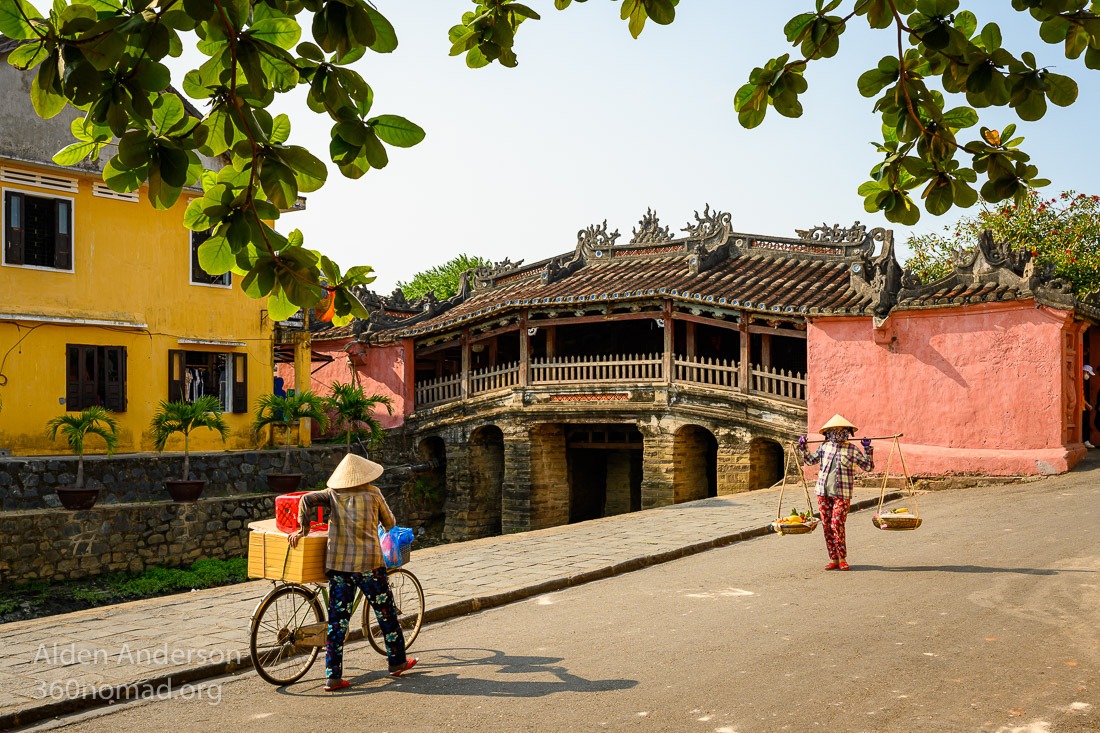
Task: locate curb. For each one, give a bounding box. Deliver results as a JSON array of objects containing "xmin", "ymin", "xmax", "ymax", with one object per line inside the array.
[{"xmin": 0, "ymin": 492, "xmax": 899, "ymax": 731}]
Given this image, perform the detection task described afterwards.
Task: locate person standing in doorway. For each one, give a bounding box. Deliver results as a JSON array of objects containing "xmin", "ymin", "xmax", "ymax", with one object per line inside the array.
[
  {"xmin": 288, "ymin": 453, "xmax": 418, "ymax": 690},
  {"xmin": 797, "ymin": 414, "xmax": 874, "ymax": 571},
  {"xmin": 1084, "ymin": 364, "xmax": 1096, "ymax": 449}
]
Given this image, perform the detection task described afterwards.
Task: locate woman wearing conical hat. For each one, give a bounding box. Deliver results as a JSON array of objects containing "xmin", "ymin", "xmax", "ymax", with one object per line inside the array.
[
  {"xmin": 797, "ymin": 415, "xmax": 874, "ymax": 571},
  {"xmin": 288, "ymin": 453, "xmax": 418, "ymax": 690}
]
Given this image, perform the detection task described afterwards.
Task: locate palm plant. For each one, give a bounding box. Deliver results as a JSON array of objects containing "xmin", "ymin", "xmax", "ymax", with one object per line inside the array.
[
  {"xmin": 45, "ymin": 406, "xmax": 120, "ymax": 488},
  {"xmin": 149, "ymin": 396, "xmax": 230, "ymax": 480},
  {"xmin": 252, "ymin": 390, "xmax": 331, "ymax": 473},
  {"xmin": 324, "ymin": 381, "xmax": 394, "ymax": 450}
]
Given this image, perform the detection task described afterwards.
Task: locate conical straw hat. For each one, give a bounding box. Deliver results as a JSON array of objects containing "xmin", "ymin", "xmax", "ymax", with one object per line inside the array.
[
  {"xmin": 819, "ymin": 414, "xmax": 857, "ymax": 433},
  {"xmin": 327, "ymin": 453, "xmax": 384, "ymax": 489}
]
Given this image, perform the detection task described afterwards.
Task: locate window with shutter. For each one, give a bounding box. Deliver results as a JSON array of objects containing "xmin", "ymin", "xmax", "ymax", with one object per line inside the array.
[
  {"xmin": 66, "ymin": 344, "xmax": 128, "ymax": 411},
  {"xmin": 168, "ymin": 350, "xmax": 186, "ymax": 402},
  {"xmin": 4, "ymin": 191, "xmax": 24, "ymax": 265},
  {"xmin": 232, "ymin": 353, "xmax": 248, "ymax": 413},
  {"xmin": 3, "ymin": 191, "xmax": 74, "ymax": 270}
]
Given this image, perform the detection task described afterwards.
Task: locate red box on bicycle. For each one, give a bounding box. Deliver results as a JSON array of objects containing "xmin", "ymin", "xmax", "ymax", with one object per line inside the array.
[{"xmin": 274, "ymin": 491, "xmax": 328, "ymax": 533}]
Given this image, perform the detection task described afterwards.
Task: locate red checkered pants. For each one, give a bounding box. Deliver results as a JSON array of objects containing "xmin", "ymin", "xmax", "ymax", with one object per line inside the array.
[{"xmin": 817, "ymin": 495, "xmax": 851, "ymax": 560}]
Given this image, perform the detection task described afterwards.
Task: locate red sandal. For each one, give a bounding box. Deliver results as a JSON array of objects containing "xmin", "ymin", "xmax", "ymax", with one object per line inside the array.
[
  {"xmin": 324, "ymin": 679, "xmax": 351, "ymax": 692},
  {"xmin": 838, "ymin": 561, "xmax": 850, "ymax": 571},
  {"xmin": 389, "ymin": 658, "xmax": 418, "ymax": 677},
  {"xmin": 824, "ymin": 561, "xmax": 840, "ymax": 570}
]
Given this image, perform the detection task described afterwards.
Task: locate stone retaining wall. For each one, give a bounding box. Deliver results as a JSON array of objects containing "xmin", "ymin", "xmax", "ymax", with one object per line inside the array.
[
  {"xmin": 0, "ymin": 495, "xmax": 278, "ymax": 585},
  {"xmin": 0, "ymin": 446, "xmax": 351, "ymax": 511}
]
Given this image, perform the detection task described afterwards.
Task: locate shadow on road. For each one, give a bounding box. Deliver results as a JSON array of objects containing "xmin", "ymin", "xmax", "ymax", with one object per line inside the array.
[
  {"xmin": 853, "ymin": 564, "xmax": 1093, "ymax": 575},
  {"xmin": 276, "ymin": 647, "xmax": 638, "ymax": 699}
]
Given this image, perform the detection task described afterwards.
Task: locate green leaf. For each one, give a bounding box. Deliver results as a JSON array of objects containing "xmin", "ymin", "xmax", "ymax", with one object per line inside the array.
[
  {"xmin": 267, "ymin": 287, "xmax": 300, "ymax": 321},
  {"xmin": 1044, "ymin": 72, "xmax": 1077, "ymax": 107},
  {"xmin": 365, "ymin": 6, "xmax": 398, "ymax": 52},
  {"xmin": 152, "ymin": 94, "xmax": 186, "ymax": 134},
  {"xmin": 941, "ymin": 106, "xmax": 978, "ymax": 129},
  {"xmin": 249, "ymin": 17, "xmax": 301, "ymax": 50},
  {"xmin": 369, "ymin": 115, "xmax": 425, "ymax": 148},
  {"xmin": 362, "ymin": 129, "xmax": 389, "ymax": 169},
  {"xmin": 7, "ymin": 39, "xmax": 48, "ymax": 70},
  {"xmin": 979, "ymin": 22, "xmax": 1001, "ymax": 51},
  {"xmin": 197, "ymin": 235, "xmax": 235, "ymax": 275},
  {"xmin": 103, "ymin": 156, "xmax": 148, "ymax": 193},
  {"xmin": 644, "ymin": 0, "xmax": 675, "ymax": 25},
  {"xmin": 0, "ymin": 0, "xmax": 43, "ymax": 40},
  {"xmin": 31, "ymin": 58, "xmax": 66, "ymax": 119},
  {"xmin": 270, "ymin": 113, "xmax": 291, "ymax": 145},
  {"xmin": 52, "ymin": 140, "xmax": 98, "ymax": 166},
  {"xmin": 278, "ymin": 146, "xmax": 328, "ymax": 189}
]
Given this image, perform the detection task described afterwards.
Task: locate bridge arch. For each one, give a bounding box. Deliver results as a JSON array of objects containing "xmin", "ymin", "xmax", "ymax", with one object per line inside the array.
[
  {"xmin": 748, "ymin": 437, "xmax": 785, "ymax": 490},
  {"xmin": 468, "ymin": 425, "xmax": 505, "ymax": 537},
  {"xmin": 674, "ymin": 424, "xmax": 718, "ymax": 503}
]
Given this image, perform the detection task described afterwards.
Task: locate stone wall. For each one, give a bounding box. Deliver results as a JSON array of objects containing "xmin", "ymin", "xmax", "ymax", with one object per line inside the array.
[
  {"xmin": 0, "ymin": 446, "xmax": 350, "ymax": 511},
  {"xmin": 0, "ymin": 495, "xmax": 277, "ymax": 585},
  {"xmin": 529, "ymin": 424, "xmax": 568, "ymax": 530}
]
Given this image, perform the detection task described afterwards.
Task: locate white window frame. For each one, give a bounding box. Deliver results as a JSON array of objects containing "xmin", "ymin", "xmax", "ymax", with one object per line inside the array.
[{"xmin": 2, "ymin": 185, "xmax": 77, "ymax": 274}]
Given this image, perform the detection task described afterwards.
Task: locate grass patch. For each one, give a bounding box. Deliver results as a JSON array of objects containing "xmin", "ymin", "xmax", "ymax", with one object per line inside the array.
[{"xmin": 0, "ymin": 557, "xmax": 250, "ymax": 624}]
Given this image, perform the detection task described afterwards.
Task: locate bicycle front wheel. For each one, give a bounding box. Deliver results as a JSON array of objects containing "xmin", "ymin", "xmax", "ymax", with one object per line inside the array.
[
  {"xmin": 250, "ymin": 585, "xmax": 325, "ymax": 685},
  {"xmin": 363, "ymin": 568, "xmax": 425, "ymax": 656}
]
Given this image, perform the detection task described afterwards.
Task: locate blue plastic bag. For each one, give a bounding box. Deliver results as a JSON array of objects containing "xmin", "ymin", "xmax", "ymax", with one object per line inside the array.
[{"xmin": 378, "ymin": 525, "xmax": 415, "ymax": 568}]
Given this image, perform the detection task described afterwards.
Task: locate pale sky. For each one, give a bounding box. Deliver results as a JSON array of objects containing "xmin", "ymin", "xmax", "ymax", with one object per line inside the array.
[{"xmin": 187, "ymin": 3, "xmax": 1100, "ymax": 293}]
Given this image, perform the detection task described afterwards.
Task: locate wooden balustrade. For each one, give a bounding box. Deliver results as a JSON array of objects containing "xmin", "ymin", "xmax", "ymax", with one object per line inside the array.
[
  {"xmin": 530, "ymin": 353, "xmax": 663, "ymax": 384},
  {"xmin": 750, "ymin": 365, "xmax": 807, "ymax": 402},
  {"xmin": 470, "ymin": 361, "xmax": 520, "ymax": 395},
  {"xmin": 414, "ymin": 355, "xmax": 806, "ymax": 408},
  {"xmin": 414, "ymin": 373, "xmax": 463, "ymax": 407},
  {"xmin": 673, "ymin": 355, "xmax": 740, "ymax": 389}
]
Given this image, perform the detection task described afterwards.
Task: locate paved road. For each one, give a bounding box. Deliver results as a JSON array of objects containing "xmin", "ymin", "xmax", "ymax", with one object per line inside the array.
[{"xmin": 25, "ymin": 470, "xmax": 1099, "ymax": 733}]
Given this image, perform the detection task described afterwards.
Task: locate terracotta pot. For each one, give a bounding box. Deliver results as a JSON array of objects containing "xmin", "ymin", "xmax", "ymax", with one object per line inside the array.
[
  {"xmin": 166, "ymin": 479, "xmax": 207, "ymax": 503},
  {"xmin": 266, "ymin": 473, "xmax": 303, "ymax": 492},
  {"xmin": 56, "ymin": 487, "xmax": 100, "ymax": 511}
]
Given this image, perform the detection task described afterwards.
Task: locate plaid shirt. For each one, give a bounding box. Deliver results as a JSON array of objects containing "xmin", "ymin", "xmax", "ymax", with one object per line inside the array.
[
  {"xmin": 798, "ymin": 441, "xmax": 874, "ymax": 500},
  {"xmin": 299, "ymin": 485, "xmax": 395, "ymax": 573}
]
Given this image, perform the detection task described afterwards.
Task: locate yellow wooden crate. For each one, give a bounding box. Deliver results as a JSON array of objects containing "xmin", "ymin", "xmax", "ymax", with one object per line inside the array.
[{"xmin": 247, "ymin": 519, "xmax": 328, "ymax": 584}]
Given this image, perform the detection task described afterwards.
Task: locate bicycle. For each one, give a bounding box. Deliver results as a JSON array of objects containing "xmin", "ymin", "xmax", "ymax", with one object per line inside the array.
[{"xmin": 248, "ymin": 566, "xmax": 425, "ymax": 686}]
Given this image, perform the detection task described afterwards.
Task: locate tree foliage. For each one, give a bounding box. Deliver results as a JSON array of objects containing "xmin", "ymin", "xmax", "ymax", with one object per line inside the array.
[
  {"xmin": 323, "ymin": 380, "xmax": 392, "ymax": 449},
  {"xmin": 44, "ymin": 405, "xmax": 120, "ymax": 487},
  {"xmin": 396, "ymin": 254, "xmax": 491, "ymax": 302},
  {"xmin": 4, "ymin": 0, "xmax": 1099, "ymax": 318},
  {"xmin": 454, "ymin": 0, "xmax": 1100, "ymax": 227},
  {"xmin": 906, "ymin": 190, "xmax": 1100, "ymax": 295},
  {"xmin": 252, "ymin": 389, "xmax": 330, "ymax": 471},
  {"xmin": 149, "ymin": 395, "xmax": 229, "ymax": 480}
]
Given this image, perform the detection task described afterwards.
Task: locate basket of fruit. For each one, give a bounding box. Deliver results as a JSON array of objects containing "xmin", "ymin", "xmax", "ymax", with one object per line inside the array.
[
  {"xmin": 772, "ymin": 508, "xmax": 819, "ymax": 535},
  {"xmin": 872, "ymin": 507, "xmax": 921, "ymax": 531}
]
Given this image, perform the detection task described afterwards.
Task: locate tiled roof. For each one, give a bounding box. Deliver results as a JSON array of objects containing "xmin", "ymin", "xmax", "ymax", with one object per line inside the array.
[{"xmin": 365, "ymin": 214, "xmax": 901, "ymax": 341}]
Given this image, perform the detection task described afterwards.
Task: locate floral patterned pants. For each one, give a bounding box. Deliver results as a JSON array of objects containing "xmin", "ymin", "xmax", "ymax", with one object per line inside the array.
[
  {"xmin": 326, "ymin": 568, "xmax": 406, "ymax": 680},
  {"xmin": 817, "ymin": 495, "xmax": 851, "ymax": 560}
]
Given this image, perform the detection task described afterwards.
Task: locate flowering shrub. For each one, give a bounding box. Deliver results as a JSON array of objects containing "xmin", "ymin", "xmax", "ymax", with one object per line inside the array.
[{"xmin": 905, "ymin": 191, "xmax": 1100, "ymax": 297}]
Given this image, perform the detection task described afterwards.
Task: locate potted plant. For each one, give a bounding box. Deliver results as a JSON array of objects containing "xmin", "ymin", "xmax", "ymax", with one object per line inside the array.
[
  {"xmin": 45, "ymin": 406, "xmax": 120, "ymax": 510},
  {"xmin": 149, "ymin": 395, "xmax": 229, "ymax": 502},
  {"xmin": 324, "ymin": 381, "xmax": 393, "ymax": 450},
  {"xmin": 252, "ymin": 390, "xmax": 330, "ymax": 491}
]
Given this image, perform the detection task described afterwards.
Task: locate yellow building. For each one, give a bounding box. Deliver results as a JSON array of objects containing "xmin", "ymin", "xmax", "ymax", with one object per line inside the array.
[{"xmin": 0, "ymin": 43, "xmax": 275, "ymax": 455}]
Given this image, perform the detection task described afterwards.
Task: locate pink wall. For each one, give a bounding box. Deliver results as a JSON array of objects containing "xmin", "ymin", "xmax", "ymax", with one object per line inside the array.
[
  {"xmin": 807, "ymin": 302, "xmax": 1087, "ymax": 476},
  {"xmin": 276, "ymin": 339, "xmax": 411, "ymax": 431}
]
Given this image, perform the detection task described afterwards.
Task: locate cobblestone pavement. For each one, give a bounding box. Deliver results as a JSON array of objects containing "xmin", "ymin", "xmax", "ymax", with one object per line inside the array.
[{"xmin": 0, "ymin": 486, "xmax": 895, "ymax": 729}]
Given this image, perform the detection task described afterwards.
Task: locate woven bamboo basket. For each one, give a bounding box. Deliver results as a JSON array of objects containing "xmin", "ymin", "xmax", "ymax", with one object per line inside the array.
[
  {"xmin": 772, "ymin": 518, "xmax": 819, "ymax": 535},
  {"xmin": 872, "ymin": 513, "xmax": 922, "ymax": 531}
]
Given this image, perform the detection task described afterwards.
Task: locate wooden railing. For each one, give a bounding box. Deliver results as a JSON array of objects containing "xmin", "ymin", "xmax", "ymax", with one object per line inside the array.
[
  {"xmin": 470, "ymin": 361, "xmax": 520, "ymax": 395},
  {"xmin": 413, "ymin": 356, "xmax": 806, "ymax": 409},
  {"xmin": 530, "ymin": 353, "xmax": 663, "ymax": 384},
  {"xmin": 750, "ymin": 365, "xmax": 806, "ymax": 403},
  {"xmin": 414, "ymin": 373, "xmax": 462, "ymax": 407},
  {"xmin": 673, "ymin": 355, "xmax": 740, "ymax": 389}
]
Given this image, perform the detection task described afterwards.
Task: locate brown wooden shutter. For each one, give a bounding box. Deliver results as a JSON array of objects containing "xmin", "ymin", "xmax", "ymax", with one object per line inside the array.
[
  {"xmin": 168, "ymin": 349, "xmax": 186, "ymax": 402},
  {"xmin": 104, "ymin": 346, "xmax": 126, "ymax": 412},
  {"xmin": 232, "ymin": 352, "xmax": 248, "ymax": 413},
  {"xmin": 5, "ymin": 192, "xmax": 24, "ymax": 266},
  {"xmin": 80, "ymin": 346, "xmax": 98, "ymax": 408},
  {"xmin": 53, "ymin": 199, "xmax": 72, "ymax": 270},
  {"xmin": 66, "ymin": 344, "xmax": 81, "ymax": 410}
]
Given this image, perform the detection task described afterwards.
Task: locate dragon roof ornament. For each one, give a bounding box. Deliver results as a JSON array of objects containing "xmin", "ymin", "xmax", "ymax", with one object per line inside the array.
[
  {"xmin": 577, "ymin": 220, "xmax": 621, "ymax": 259},
  {"xmin": 681, "ymin": 204, "xmax": 732, "ymax": 245},
  {"xmin": 630, "ymin": 208, "xmax": 673, "ymax": 245}
]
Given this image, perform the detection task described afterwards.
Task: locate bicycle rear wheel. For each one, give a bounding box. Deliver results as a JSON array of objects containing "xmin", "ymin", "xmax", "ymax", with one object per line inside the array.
[
  {"xmin": 363, "ymin": 568, "xmax": 425, "ymax": 655},
  {"xmin": 250, "ymin": 585, "xmax": 325, "ymax": 685}
]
